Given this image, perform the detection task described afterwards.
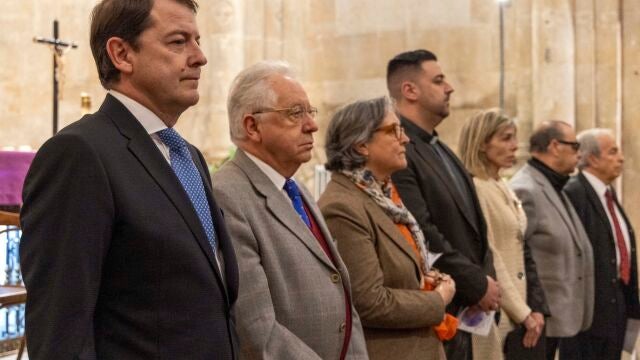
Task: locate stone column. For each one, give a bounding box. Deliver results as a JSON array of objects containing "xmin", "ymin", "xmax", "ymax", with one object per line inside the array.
[
  {"xmin": 621, "ymin": 0, "xmax": 640, "ymax": 224},
  {"xmin": 511, "ymin": 0, "xmax": 534, "ymax": 154},
  {"xmin": 531, "ymin": 0, "xmax": 575, "ymax": 126},
  {"xmin": 592, "ymin": 0, "xmax": 622, "ymax": 132},
  {"xmin": 179, "ymin": 0, "xmax": 244, "ymax": 166},
  {"xmin": 574, "ymin": 0, "xmax": 597, "ymax": 130}
]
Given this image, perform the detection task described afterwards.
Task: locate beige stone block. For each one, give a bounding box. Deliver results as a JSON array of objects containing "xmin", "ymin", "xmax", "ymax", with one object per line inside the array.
[
  {"xmin": 306, "ymin": 0, "xmax": 336, "ymax": 35},
  {"xmin": 407, "ymin": 0, "xmax": 472, "ymax": 29},
  {"xmin": 334, "ymin": 0, "xmax": 406, "ymax": 35},
  {"xmin": 409, "ymin": 26, "xmax": 498, "ymax": 74},
  {"xmin": 621, "ymin": 0, "xmax": 640, "ymax": 223},
  {"xmin": 470, "ymin": 0, "xmax": 496, "ymax": 24}
]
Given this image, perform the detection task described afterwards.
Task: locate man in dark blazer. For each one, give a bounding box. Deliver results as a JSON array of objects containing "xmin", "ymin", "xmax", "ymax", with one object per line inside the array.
[
  {"xmin": 388, "ymin": 49, "xmax": 500, "ymax": 360},
  {"xmin": 564, "ymin": 128, "xmax": 640, "ymax": 359},
  {"xmin": 19, "ymin": 1, "xmax": 238, "ymax": 359}
]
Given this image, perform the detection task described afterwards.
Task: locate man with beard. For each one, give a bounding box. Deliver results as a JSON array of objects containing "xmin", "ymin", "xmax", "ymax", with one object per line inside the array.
[{"xmin": 388, "ymin": 49, "xmax": 500, "ymax": 360}]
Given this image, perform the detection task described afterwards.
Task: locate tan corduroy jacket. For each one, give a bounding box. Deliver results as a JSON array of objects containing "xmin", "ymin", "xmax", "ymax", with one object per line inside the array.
[{"xmin": 319, "ymin": 173, "xmax": 446, "ymax": 360}]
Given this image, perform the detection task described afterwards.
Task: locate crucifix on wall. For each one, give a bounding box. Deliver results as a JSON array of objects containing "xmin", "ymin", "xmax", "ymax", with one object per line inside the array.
[{"xmin": 33, "ymin": 19, "xmax": 78, "ymax": 136}]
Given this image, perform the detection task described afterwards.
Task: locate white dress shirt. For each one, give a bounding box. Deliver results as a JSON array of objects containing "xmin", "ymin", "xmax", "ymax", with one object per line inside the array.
[
  {"xmin": 244, "ymin": 151, "xmax": 291, "ymax": 201},
  {"xmin": 109, "ymin": 90, "xmax": 171, "ymax": 163}
]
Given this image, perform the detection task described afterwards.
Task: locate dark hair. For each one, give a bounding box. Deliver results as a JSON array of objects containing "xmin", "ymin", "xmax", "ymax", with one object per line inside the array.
[
  {"xmin": 386, "ymin": 49, "xmax": 438, "ymax": 100},
  {"xmin": 90, "ymin": 0, "xmax": 199, "ymax": 89},
  {"xmin": 325, "ymin": 96, "xmax": 391, "ymax": 172},
  {"xmin": 529, "ymin": 120, "xmax": 569, "ymax": 153}
]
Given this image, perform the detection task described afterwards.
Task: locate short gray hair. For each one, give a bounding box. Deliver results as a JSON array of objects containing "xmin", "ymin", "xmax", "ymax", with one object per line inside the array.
[
  {"xmin": 325, "ymin": 96, "xmax": 391, "ymax": 172},
  {"xmin": 576, "ymin": 128, "xmax": 615, "ymax": 170},
  {"xmin": 227, "ymin": 60, "xmax": 294, "ymax": 142}
]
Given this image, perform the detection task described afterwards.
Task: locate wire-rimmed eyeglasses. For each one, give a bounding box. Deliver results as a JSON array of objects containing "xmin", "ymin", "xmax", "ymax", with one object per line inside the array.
[{"xmin": 252, "ymin": 105, "xmax": 318, "ymax": 121}]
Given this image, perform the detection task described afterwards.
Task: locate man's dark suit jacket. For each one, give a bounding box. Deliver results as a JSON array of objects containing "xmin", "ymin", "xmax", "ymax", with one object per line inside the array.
[
  {"xmin": 565, "ymin": 172, "xmax": 640, "ymax": 339},
  {"xmin": 19, "ymin": 94, "xmax": 238, "ymax": 359},
  {"xmin": 392, "ymin": 117, "xmax": 496, "ymax": 311}
]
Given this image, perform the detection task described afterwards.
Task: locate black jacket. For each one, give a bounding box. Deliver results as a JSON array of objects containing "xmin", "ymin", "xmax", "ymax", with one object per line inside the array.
[
  {"xmin": 20, "ymin": 94, "xmax": 238, "ymax": 359},
  {"xmin": 565, "ymin": 172, "xmax": 640, "ymax": 338},
  {"xmin": 392, "ymin": 116, "xmax": 495, "ymax": 311}
]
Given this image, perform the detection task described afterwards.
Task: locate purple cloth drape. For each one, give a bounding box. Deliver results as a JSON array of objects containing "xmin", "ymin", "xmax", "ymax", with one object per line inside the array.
[{"xmin": 0, "ymin": 151, "xmax": 35, "ymax": 205}]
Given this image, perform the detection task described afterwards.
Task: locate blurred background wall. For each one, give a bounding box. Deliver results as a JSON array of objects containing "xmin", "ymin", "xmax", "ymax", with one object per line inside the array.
[{"xmin": 1, "ymin": 0, "xmax": 639, "ymax": 223}]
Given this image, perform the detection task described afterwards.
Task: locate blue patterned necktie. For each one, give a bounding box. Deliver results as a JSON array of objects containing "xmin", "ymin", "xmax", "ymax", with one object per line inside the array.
[
  {"xmin": 284, "ymin": 178, "xmax": 311, "ymax": 228},
  {"xmin": 157, "ymin": 128, "xmax": 217, "ymax": 251}
]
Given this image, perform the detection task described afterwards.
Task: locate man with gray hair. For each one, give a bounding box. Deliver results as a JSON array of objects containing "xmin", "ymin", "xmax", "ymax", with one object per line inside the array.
[
  {"xmin": 509, "ymin": 120, "xmax": 594, "ymax": 360},
  {"xmin": 212, "ymin": 61, "xmax": 368, "ymax": 359},
  {"xmin": 564, "ymin": 128, "xmax": 640, "ymax": 359}
]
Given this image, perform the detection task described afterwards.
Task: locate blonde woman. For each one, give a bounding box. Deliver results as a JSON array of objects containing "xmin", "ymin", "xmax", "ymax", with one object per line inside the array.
[{"xmin": 458, "ymin": 109, "xmax": 548, "ymax": 359}]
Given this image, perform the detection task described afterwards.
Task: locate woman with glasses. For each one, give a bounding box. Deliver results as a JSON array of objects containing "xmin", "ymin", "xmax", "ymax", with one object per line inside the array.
[
  {"xmin": 458, "ymin": 108, "xmax": 547, "ymax": 359},
  {"xmin": 318, "ymin": 96, "xmax": 456, "ymax": 360}
]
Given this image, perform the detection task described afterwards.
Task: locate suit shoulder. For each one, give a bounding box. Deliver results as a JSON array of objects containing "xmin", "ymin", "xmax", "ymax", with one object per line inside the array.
[
  {"xmin": 509, "ymin": 168, "xmax": 534, "ymax": 189},
  {"xmin": 318, "ymin": 181, "xmax": 368, "ymax": 219},
  {"xmin": 564, "ymin": 176, "xmax": 588, "ymax": 204},
  {"xmin": 212, "ymin": 160, "xmax": 247, "ymax": 186},
  {"xmin": 564, "ymin": 175, "xmax": 585, "ymax": 192}
]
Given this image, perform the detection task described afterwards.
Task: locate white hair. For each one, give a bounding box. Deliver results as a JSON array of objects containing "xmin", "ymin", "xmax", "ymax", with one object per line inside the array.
[
  {"xmin": 576, "ymin": 128, "xmax": 615, "ymax": 170},
  {"xmin": 226, "ymin": 60, "xmax": 295, "ymax": 142}
]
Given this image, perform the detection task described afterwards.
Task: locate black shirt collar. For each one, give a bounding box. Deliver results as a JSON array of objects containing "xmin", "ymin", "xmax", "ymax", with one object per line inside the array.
[
  {"xmin": 528, "ymin": 157, "xmax": 570, "ymax": 193},
  {"xmin": 398, "ymin": 114, "xmax": 439, "ymax": 144}
]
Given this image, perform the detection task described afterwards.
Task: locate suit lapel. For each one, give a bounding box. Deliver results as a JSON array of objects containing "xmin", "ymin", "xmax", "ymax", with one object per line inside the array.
[
  {"xmin": 233, "ymin": 150, "xmax": 336, "ymax": 270},
  {"xmin": 528, "ymin": 165, "xmax": 582, "ymax": 249},
  {"xmin": 369, "ymin": 200, "xmax": 422, "ymax": 272},
  {"xmin": 578, "ymin": 173, "xmax": 613, "ymax": 236},
  {"xmin": 411, "ymin": 140, "xmax": 480, "ymax": 235},
  {"xmin": 331, "ymin": 174, "xmax": 421, "ymax": 271},
  {"xmin": 101, "ymin": 95, "xmax": 224, "ymax": 282}
]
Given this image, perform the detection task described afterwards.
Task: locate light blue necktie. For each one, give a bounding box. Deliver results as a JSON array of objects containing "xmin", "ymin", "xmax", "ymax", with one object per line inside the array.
[
  {"xmin": 284, "ymin": 178, "xmax": 311, "ymax": 228},
  {"xmin": 157, "ymin": 128, "xmax": 217, "ymax": 251}
]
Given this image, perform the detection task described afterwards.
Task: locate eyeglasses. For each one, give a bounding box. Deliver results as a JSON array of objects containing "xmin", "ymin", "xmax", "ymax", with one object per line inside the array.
[
  {"xmin": 556, "ymin": 139, "xmax": 581, "ymax": 151},
  {"xmin": 252, "ymin": 105, "xmax": 318, "ymax": 121},
  {"xmin": 375, "ymin": 123, "xmax": 405, "ymax": 140}
]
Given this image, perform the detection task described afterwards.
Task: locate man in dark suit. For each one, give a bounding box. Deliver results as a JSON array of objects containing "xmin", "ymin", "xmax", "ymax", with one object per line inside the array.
[
  {"xmin": 388, "ymin": 49, "xmax": 500, "ymax": 360},
  {"xmin": 564, "ymin": 128, "xmax": 640, "ymax": 359},
  {"xmin": 19, "ymin": 1, "xmax": 238, "ymax": 359}
]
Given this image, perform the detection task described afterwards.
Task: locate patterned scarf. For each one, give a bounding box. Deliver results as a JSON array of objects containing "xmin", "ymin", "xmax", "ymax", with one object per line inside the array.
[{"xmin": 340, "ymin": 168, "xmax": 431, "ymax": 275}]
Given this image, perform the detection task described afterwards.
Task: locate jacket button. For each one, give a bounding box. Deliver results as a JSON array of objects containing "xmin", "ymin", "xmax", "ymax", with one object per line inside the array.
[
  {"xmin": 331, "ymin": 273, "xmax": 341, "ymax": 283},
  {"xmin": 517, "ymin": 272, "xmax": 524, "ymax": 279},
  {"xmin": 612, "ymin": 299, "xmax": 617, "ymax": 304},
  {"xmin": 611, "ymin": 259, "xmax": 617, "ymax": 264},
  {"xmin": 339, "ymin": 322, "xmax": 346, "ymax": 332},
  {"xmin": 577, "ymin": 252, "xmax": 582, "ymax": 257},
  {"xmin": 612, "ymin": 278, "xmax": 618, "ymax": 284},
  {"xmin": 578, "ymin": 276, "xmax": 583, "ymax": 280}
]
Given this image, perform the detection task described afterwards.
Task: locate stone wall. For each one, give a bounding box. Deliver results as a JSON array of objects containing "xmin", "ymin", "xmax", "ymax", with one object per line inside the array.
[{"xmin": 1, "ymin": 0, "xmax": 639, "ymax": 225}]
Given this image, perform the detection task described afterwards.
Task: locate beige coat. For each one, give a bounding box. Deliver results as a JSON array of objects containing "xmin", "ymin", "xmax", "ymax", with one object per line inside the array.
[
  {"xmin": 471, "ymin": 177, "xmax": 531, "ymax": 360},
  {"xmin": 318, "ymin": 173, "xmax": 446, "ymax": 360}
]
